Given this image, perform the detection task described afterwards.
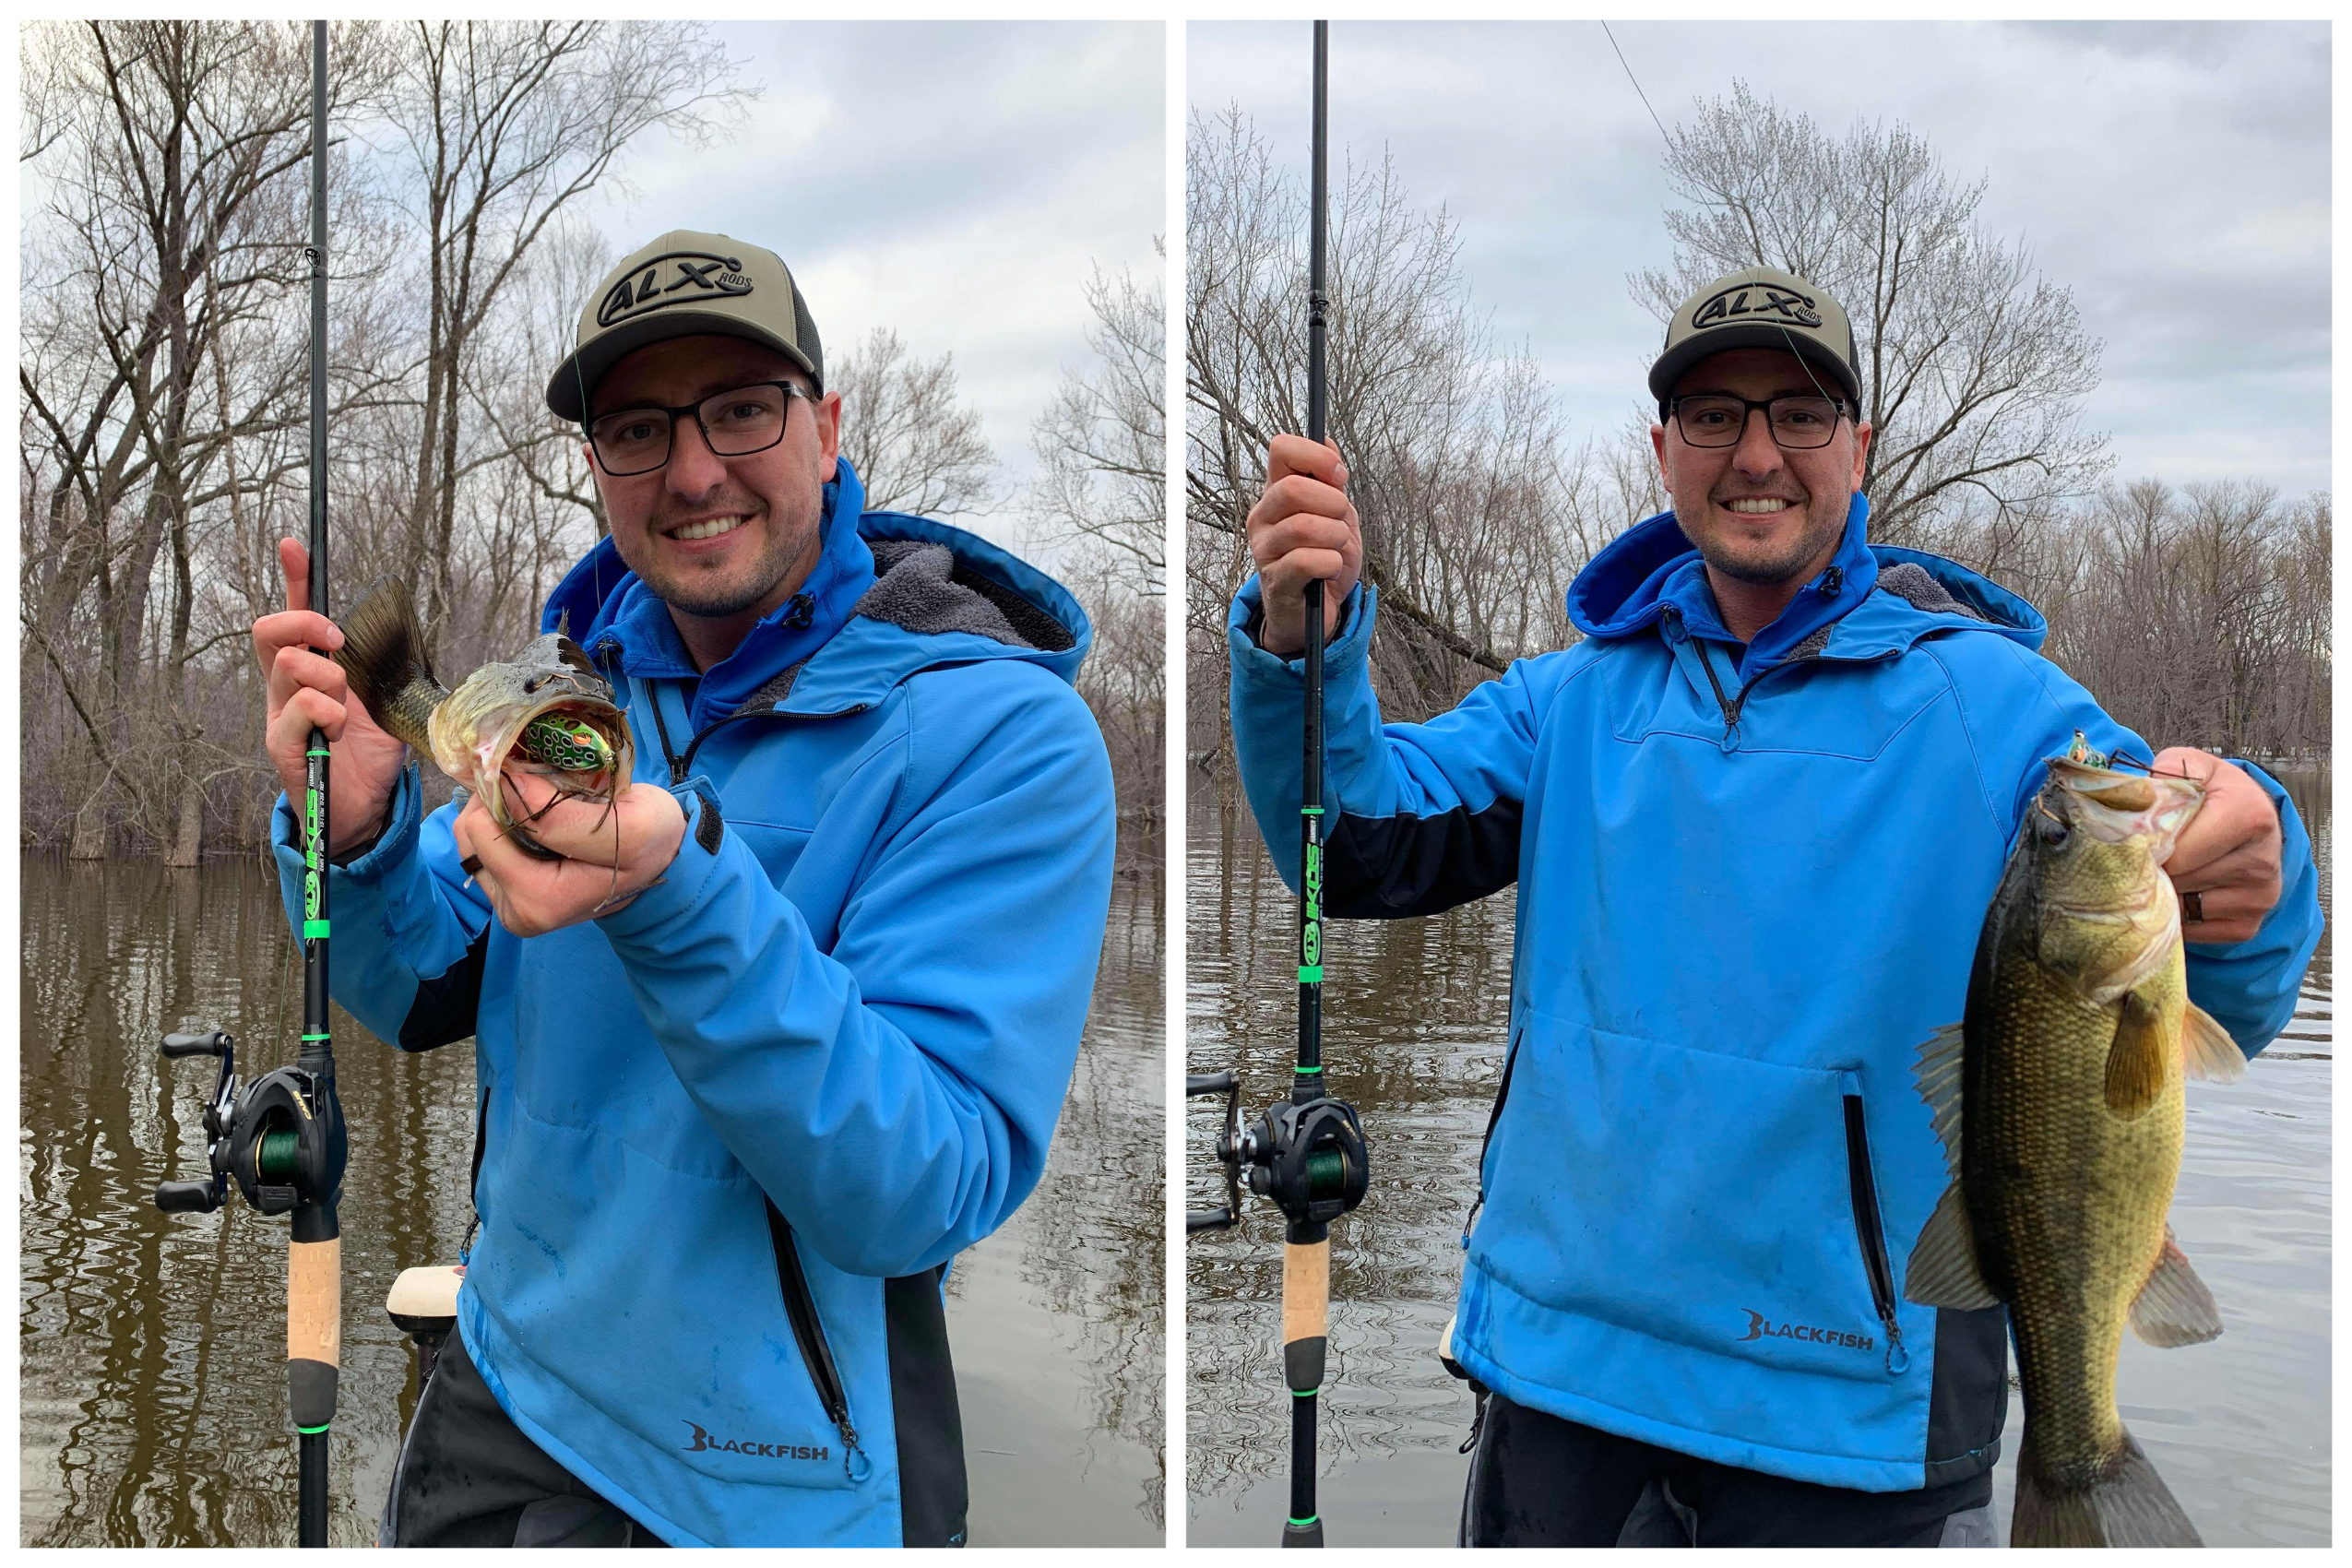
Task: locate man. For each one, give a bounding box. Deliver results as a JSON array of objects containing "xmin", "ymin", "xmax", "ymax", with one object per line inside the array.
[
  {"xmin": 1229, "ymin": 265, "xmax": 2322, "ymax": 1547},
  {"xmin": 255, "ymin": 231, "xmax": 1116, "ymax": 1547}
]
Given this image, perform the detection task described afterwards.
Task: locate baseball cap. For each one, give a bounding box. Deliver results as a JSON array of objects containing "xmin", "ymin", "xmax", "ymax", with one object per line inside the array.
[
  {"xmin": 1647, "ymin": 266, "xmax": 1860, "ymax": 410},
  {"xmin": 545, "ymin": 230, "xmax": 824, "ymax": 422}
]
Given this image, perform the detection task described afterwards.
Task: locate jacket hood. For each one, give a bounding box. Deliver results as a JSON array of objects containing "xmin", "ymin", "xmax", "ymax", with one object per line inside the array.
[
  {"xmin": 543, "ymin": 457, "xmax": 1091, "ymax": 727},
  {"xmin": 1566, "ymin": 493, "xmax": 2045, "ymax": 667}
]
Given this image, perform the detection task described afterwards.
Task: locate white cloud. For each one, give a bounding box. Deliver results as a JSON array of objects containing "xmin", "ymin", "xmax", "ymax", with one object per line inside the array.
[{"xmin": 1190, "ymin": 19, "xmax": 2330, "ymax": 498}]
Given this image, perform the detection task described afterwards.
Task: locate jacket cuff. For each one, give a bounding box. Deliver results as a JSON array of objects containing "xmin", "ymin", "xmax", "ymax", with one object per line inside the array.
[
  {"xmin": 1227, "ymin": 577, "xmax": 1375, "ymax": 687},
  {"xmin": 2180, "ymin": 759, "xmax": 2323, "ymax": 1054},
  {"xmin": 593, "ymin": 782, "xmax": 731, "ymax": 948}
]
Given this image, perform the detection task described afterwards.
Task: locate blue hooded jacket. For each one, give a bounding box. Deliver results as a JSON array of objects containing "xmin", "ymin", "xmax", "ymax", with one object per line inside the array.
[
  {"xmin": 274, "ymin": 459, "xmax": 1116, "ymax": 1545},
  {"xmin": 1227, "ymin": 494, "xmax": 2321, "ymax": 1493}
]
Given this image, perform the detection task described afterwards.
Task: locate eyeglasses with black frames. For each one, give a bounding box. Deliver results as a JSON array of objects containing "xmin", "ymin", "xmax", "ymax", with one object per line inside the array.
[
  {"xmin": 586, "ymin": 380, "xmax": 815, "ymax": 477},
  {"xmin": 1669, "ymin": 394, "xmax": 1849, "ymax": 451}
]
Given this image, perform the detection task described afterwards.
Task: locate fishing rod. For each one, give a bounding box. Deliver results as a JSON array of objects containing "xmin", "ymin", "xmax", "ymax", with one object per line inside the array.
[
  {"xmin": 1187, "ymin": 20, "xmax": 1369, "ymax": 1550},
  {"xmin": 153, "ymin": 21, "xmax": 347, "ymax": 1548}
]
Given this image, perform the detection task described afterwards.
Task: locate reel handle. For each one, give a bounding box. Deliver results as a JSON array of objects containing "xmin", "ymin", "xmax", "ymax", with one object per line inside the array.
[
  {"xmin": 162, "ymin": 1028, "xmax": 232, "ymax": 1058},
  {"xmin": 155, "ymin": 1180, "xmax": 223, "ymax": 1215},
  {"xmin": 1188, "ymin": 1070, "xmax": 1246, "ymax": 1233}
]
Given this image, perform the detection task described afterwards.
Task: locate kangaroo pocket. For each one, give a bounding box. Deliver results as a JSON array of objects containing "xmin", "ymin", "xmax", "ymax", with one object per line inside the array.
[{"xmin": 1470, "ymin": 1010, "xmax": 1899, "ymax": 1383}]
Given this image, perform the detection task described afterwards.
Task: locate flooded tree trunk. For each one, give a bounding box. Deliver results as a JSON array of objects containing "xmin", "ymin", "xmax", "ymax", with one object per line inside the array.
[
  {"xmin": 68, "ymin": 797, "xmax": 109, "ymax": 861},
  {"xmin": 165, "ymin": 780, "xmax": 203, "ymax": 867}
]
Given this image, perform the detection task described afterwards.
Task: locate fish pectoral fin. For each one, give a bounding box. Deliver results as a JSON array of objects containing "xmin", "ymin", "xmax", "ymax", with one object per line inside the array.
[
  {"xmin": 1910, "ymin": 1021, "xmax": 1966, "ymax": 1180},
  {"xmin": 2180, "ymin": 1002, "xmax": 2248, "ymax": 1084},
  {"xmin": 2103, "ymin": 989, "xmax": 2171, "ymax": 1115},
  {"xmin": 2128, "ymin": 1226, "xmax": 2223, "ymax": 1347},
  {"xmin": 1902, "ymin": 1181, "xmax": 2000, "ymax": 1310}
]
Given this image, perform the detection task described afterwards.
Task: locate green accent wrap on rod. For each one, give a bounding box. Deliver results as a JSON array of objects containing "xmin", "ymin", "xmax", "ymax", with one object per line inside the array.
[
  {"xmin": 297, "ymin": 1424, "xmax": 330, "ymax": 1435},
  {"xmin": 303, "ymin": 921, "xmax": 329, "ymax": 939},
  {"xmin": 1294, "ymin": 1064, "xmax": 1323, "ymax": 1074},
  {"xmin": 1299, "ymin": 966, "xmax": 1324, "ymax": 982},
  {"xmin": 302, "ymin": 1033, "xmax": 331, "ymax": 1041},
  {"xmin": 306, "ymin": 748, "xmax": 330, "ymax": 758},
  {"xmin": 1301, "ymin": 805, "xmax": 1324, "ymax": 815}
]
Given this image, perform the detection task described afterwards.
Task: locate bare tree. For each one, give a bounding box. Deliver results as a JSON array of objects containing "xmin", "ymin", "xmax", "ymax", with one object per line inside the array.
[
  {"xmin": 1187, "ymin": 106, "xmax": 1603, "ymax": 768},
  {"xmin": 833, "ymin": 327, "xmax": 1001, "ymax": 518},
  {"xmin": 1633, "ymin": 81, "xmax": 2111, "ymax": 549},
  {"xmin": 1028, "ymin": 245, "xmax": 1170, "ymax": 842},
  {"xmin": 466, "ymin": 215, "xmax": 613, "ymax": 545},
  {"xmin": 19, "ymin": 20, "xmax": 391, "ymax": 857},
  {"xmin": 369, "ymin": 21, "xmax": 754, "ymax": 643},
  {"xmin": 1033, "ymin": 247, "xmax": 1167, "ymax": 596},
  {"xmin": 18, "ymin": 22, "xmax": 744, "ymax": 859},
  {"xmin": 2041, "ymin": 481, "xmax": 2330, "ymax": 760}
]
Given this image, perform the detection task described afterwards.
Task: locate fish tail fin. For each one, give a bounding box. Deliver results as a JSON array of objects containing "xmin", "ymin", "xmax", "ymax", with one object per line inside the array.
[
  {"xmin": 2013, "ymin": 1428, "xmax": 2201, "ymax": 1547},
  {"xmin": 332, "ymin": 576, "xmax": 441, "ymax": 753}
]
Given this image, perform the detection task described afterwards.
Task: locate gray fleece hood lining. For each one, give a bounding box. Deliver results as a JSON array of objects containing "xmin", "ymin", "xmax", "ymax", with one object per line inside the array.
[
  {"xmin": 859, "ymin": 539, "xmax": 1073, "ymax": 653},
  {"xmin": 1784, "ymin": 560, "xmax": 1991, "ymax": 662},
  {"xmin": 1872, "ymin": 560, "xmax": 1990, "ymax": 624}
]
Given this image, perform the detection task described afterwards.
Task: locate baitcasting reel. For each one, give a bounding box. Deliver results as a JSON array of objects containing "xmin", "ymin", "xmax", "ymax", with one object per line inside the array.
[
  {"xmin": 153, "ymin": 1027, "xmax": 347, "ymax": 1219},
  {"xmin": 1187, "ymin": 1070, "xmax": 1370, "ymax": 1241}
]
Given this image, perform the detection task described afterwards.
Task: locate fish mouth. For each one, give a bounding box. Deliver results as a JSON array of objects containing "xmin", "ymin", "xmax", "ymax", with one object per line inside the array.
[{"xmin": 427, "ymin": 645, "xmax": 635, "ymax": 830}]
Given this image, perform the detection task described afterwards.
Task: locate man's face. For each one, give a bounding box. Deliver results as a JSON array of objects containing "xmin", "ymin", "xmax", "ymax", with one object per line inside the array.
[
  {"xmin": 585, "ymin": 334, "xmax": 842, "ymax": 624},
  {"xmin": 1649, "ymin": 347, "xmax": 1871, "ymax": 588}
]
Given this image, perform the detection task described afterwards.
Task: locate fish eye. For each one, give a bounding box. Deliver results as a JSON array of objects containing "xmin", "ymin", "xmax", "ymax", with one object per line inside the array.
[{"xmin": 2036, "ymin": 814, "xmax": 2070, "ymax": 849}]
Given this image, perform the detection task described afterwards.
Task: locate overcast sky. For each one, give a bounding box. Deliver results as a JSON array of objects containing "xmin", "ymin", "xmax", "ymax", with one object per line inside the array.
[
  {"xmin": 580, "ymin": 21, "xmax": 1164, "ymax": 551},
  {"xmin": 1191, "ymin": 20, "xmax": 2330, "ymax": 501}
]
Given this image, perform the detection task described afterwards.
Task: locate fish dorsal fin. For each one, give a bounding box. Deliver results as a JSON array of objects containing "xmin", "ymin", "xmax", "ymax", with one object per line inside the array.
[
  {"xmin": 2104, "ymin": 989, "xmax": 2173, "ymax": 1116},
  {"xmin": 2128, "ymin": 1227, "xmax": 2223, "ymax": 1347},
  {"xmin": 1912, "ymin": 1021, "xmax": 1966, "ymax": 1181},
  {"xmin": 1903, "ymin": 1181, "xmax": 2000, "ymax": 1310},
  {"xmin": 2181, "ymin": 1003, "xmax": 2247, "ymax": 1084}
]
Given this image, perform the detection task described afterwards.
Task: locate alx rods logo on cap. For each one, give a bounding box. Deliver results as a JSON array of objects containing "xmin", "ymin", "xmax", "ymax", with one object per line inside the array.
[
  {"xmin": 682, "ymin": 1420, "xmax": 829, "ymax": 1462},
  {"xmin": 1737, "ymin": 1307, "xmax": 1874, "ymax": 1352},
  {"xmin": 599, "ymin": 251, "xmax": 754, "ymax": 329},
  {"xmin": 1689, "ymin": 282, "xmax": 1823, "ymax": 333}
]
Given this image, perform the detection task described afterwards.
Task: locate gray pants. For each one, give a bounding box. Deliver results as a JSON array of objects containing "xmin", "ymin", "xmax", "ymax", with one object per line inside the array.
[
  {"xmin": 1458, "ymin": 1391, "xmax": 1997, "ymax": 1548},
  {"xmin": 381, "ymin": 1321, "xmax": 668, "ymax": 1548}
]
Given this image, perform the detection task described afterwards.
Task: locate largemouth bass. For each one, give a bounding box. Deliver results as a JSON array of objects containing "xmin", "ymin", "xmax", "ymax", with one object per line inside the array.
[
  {"xmin": 332, "ymin": 578, "xmax": 634, "ymax": 861},
  {"xmin": 1904, "ymin": 745, "xmax": 2244, "ymax": 1546}
]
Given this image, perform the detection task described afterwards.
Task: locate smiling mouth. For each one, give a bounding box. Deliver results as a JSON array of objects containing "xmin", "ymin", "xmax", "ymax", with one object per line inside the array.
[
  {"xmin": 665, "ymin": 515, "xmax": 748, "ymax": 542},
  {"xmin": 1720, "ymin": 497, "xmax": 1801, "ymax": 516}
]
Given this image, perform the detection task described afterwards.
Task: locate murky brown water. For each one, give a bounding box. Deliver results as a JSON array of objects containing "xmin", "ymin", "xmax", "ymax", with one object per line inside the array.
[
  {"xmin": 1187, "ymin": 768, "xmax": 2329, "ymax": 1548},
  {"xmin": 20, "ymin": 849, "xmax": 1164, "ymax": 1547}
]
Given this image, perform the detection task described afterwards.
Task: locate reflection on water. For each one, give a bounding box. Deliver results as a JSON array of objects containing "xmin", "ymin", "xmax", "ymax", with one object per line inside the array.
[
  {"xmin": 19, "ymin": 850, "xmax": 1164, "ymax": 1547},
  {"xmin": 1187, "ymin": 769, "xmax": 2329, "ymax": 1548}
]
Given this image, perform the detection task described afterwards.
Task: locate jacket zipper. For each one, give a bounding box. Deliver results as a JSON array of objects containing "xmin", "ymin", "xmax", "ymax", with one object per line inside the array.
[
  {"xmin": 581, "ymin": 638, "xmax": 873, "ymax": 1475},
  {"xmin": 461, "ymin": 1084, "xmax": 490, "ymax": 1261},
  {"xmin": 765, "ymin": 1199, "xmax": 868, "ymax": 1481},
  {"xmin": 1461, "ymin": 1024, "xmax": 1526, "ymax": 1244},
  {"xmin": 1841, "ymin": 1094, "xmax": 1910, "ymax": 1375},
  {"xmin": 1659, "ymin": 578, "xmax": 1842, "ymax": 745}
]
